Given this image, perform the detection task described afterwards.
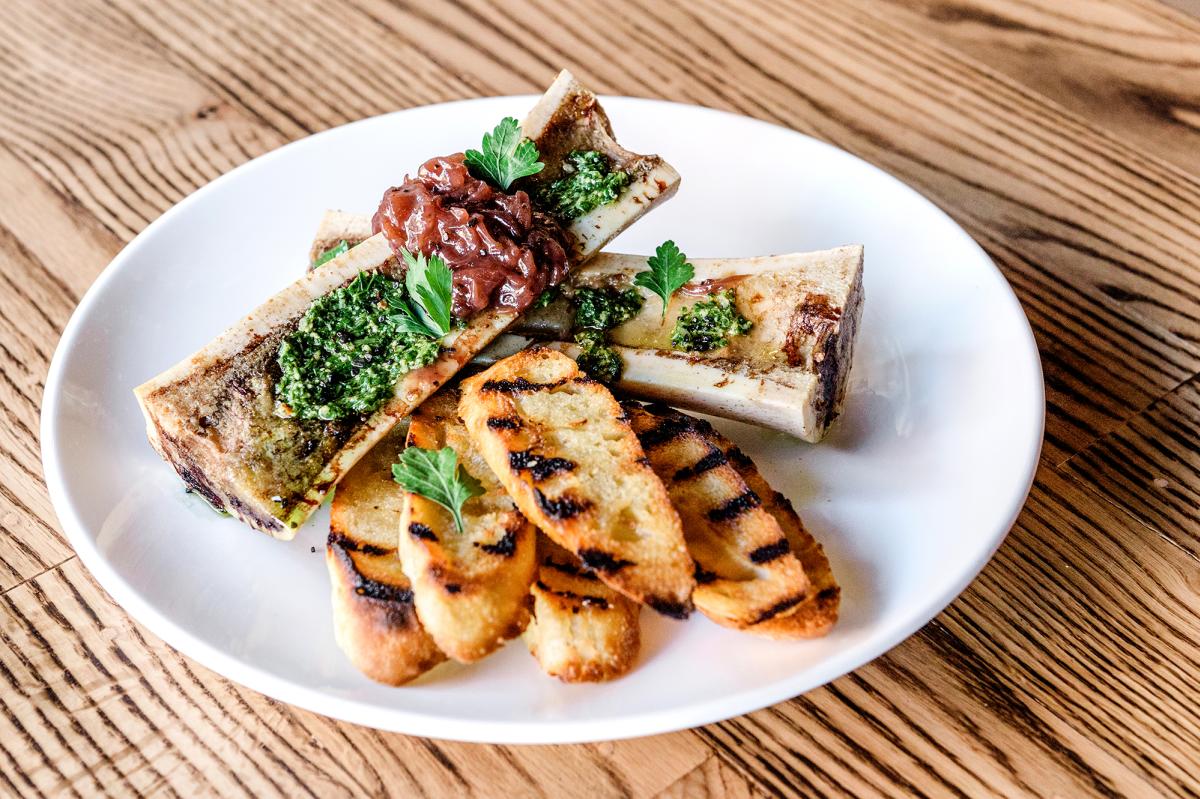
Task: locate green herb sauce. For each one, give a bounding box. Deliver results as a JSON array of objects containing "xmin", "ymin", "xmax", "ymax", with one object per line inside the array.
[
  {"xmin": 276, "ymin": 272, "xmax": 441, "ymax": 421},
  {"xmin": 537, "ymin": 151, "xmax": 631, "ymax": 221},
  {"xmin": 670, "ymin": 289, "xmax": 753, "ymax": 353},
  {"xmin": 573, "ymin": 286, "xmax": 644, "ymax": 331},
  {"xmin": 570, "ymin": 286, "xmax": 644, "ymax": 383}
]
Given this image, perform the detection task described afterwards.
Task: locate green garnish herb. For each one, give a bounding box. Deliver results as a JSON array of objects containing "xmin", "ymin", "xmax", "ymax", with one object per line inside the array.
[
  {"xmin": 392, "ymin": 446, "xmax": 484, "ymax": 533},
  {"xmin": 635, "ymin": 240, "xmax": 695, "ymax": 321},
  {"xmin": 391, "ymin": 249, "xmax": 455, "ymax": 338},
  {"xmin": 536, "ymin": 150, "xmax": 630, "ymax": 221},
  {"xmin": 312, "ymin": 240, "xmax": 349, "ymax": 268},
  {"xmin": 464, "ymin": 117, "xmax": 544, "ymax": 190},
  {"xmin": 573, "ymin": 286, "xmax": 644, "ymax": 331},
  {"xmin": 275, "ymin": 272, "xmax": 441, "ymax": 421},
  {"xmin": 574, "ymin": 329, "xmax": 624, "ymax": 384},
  {"xmin": 670, "ymin": 289, "xmax": 753, "ymax": 353},
  {"xmin": 531, "ymin": 286, "xmax": 559, "ymax": 309}
]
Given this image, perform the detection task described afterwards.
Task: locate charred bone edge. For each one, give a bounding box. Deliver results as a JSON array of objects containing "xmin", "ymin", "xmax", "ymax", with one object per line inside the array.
[
  {"xmin": 310, "ymin": 213, "xmax": 864, "ymax": 444},
  {"xmin": 136, "ymin": 70, "xmax": 680, "ymax": 539},
  {"xmin": 521, "ymin": 70, "xmax": 681, "ymax": 263}
]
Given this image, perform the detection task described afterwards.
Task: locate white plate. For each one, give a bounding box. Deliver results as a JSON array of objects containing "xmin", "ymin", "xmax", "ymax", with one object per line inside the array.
[{"xmin": 41, "ymin": 96, "xmax": 1043, "ymax": 743}]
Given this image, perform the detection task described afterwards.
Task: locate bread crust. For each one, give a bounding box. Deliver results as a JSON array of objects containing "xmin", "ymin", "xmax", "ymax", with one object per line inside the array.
[
  {"xmin": 399, "ymin": 389, "xmax": 538, "ymax": 663},
  {"xmin": 326, "ymin": 425, "xmax": 445, "ymax": 684},
  {"xmin": 459, "ymin": 348, "xmax": 695, "ymax": 618},
  {"xmin": 623, "ymin": 402, "xmax": 812, "ymax": 629},
  {"xmin": 524, "ymin": 537, "xmax": 640, "ymax": 682}
]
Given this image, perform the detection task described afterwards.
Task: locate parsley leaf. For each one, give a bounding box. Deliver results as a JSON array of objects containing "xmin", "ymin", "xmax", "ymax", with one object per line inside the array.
[
  {"xmin": 312, "ymin": 239, "xmax": 349, "ymax": 268},
  {"xmin": 464, "ymin": 117, "xmax": 544, "ymax": 190},
  {"xmin": 390, "ymin": 249, "xmax": 454, "ymax": 338},
  {"xmin": 392, "ymin": 446, "xmax": 484, "ymax": 533},
  {"xmin": 634, "ymin": 240, "xmax": 695, "ymax": 321}
]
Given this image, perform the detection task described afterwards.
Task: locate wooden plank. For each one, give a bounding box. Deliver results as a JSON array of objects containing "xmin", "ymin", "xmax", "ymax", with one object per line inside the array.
[
  {"xmin": 699, "ymin": 467, "xmax": 1200, "ymax": 797},
  {"xmin": 872, "ymin": 0, "xmax": 1200, "ymax": 177},
  {"xmin": 1064, "ymin": 376, "xmax": 1200, "ymax": 556},
  {"xmin": 0, "ymin": 559, "xmax": 706, "ymax": 798}
]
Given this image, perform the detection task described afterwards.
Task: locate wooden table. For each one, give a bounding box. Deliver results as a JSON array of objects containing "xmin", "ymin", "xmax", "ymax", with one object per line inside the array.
[{"xmin": 3, "ymin": 0, "xmax": 1198, "ymax": 796}]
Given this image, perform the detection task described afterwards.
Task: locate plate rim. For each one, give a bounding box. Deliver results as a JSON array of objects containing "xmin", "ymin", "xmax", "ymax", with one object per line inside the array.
[{"xmin": 40, "ymin": 94, "xmax": 1045, "ymax": 743}]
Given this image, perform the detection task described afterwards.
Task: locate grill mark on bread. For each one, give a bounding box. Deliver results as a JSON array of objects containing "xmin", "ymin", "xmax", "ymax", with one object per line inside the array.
[
  {"xmin": 577, "ymin": 548, "xmax": 635, "ymax": 573},
  {"xmin": 646, "ymin": 597, "xmax": 692, "ymax": 619},
  {"xmin": 752, "ymin": 593, "xmax": 808, "ymax": 624},
  {"xmin": 534, "ymin": 580, "xmax": 611, "ymax": 610},
  {"xmin": 477, "ymin": 529, "xmax": 517, "ymax": 557},
  {"xmin": 724, "ymin": 446, "xmax": 754, "ymax": 469},
  {"xmin": 708, "ymin": 490, "xmax": 762, "ymax": 521},
  {"xmin": 533, "ymin": 488, "xmax": 592, "ymax": 520},
  {"xmin": 673, "ymin": 448, "xmax": 729, "ymax": 481},
  {"xmin": 544, "ymin": 558, "xmax": 595, "ymax": 579},
  {"xmin": 486, "ymin": 416, "xmax": 521, "ymax": 430},
  {"xmin": 749, "ymin": 537, "xmax": 791, "ymax": 564},
  {"xmin": 480, "ymin": 377, "xmax": 566, "ymax": 393},
  {"xmin": 408, "ymin": 522, "xmax": 438, "ymax": 542},
  {"xmin": 635, "ymin": 415, "xmax": 697, "ymax": 450},
  {"xmin": 327, "ymin": 531, "xmax": 392, "ymax": 557},
  {"xmin": 509, "ymin": 450, "xmax": 577, "ymax": 481},
  {"xmin": 694, "ymin": 564, "xmax": 718, "ymax": 584}
]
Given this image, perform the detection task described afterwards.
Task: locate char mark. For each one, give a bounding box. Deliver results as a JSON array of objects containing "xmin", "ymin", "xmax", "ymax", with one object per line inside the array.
[
  {"xmin": 749, "ymin": 537, "xmax": 790, "ymax": 564},
  {"xmin": 408, "ymin": 522, "xmax": 438, "ymax": 542},
  {"xmin": 477, "ymin": 529, "xmax": 517, "ymax": 557},
  {"xmin": 354, "ymin": 577, "xmax": 414, "ymax": 604},
  {"xmin": 817, "ymin": 587, "xmax": 839, "ymax": 602},
  {"xmin": 544, "ymin": 558, "xmax": 594, "ymax": 579},
  {"xmin": 724, "ymin": 446, "xmax": 754, "ymax": 469},
  {"xmin": 708, "ymin": 490, "xmax": 762, "ymax": 522},
  {"xmin": 486, "ymin": 416, "xmax": 521, "ymax": 430},
  {"xmin": 673, "ymin": 448, "xmax": 728, "ymax": 481},
  {"xmin": 646, "ymin": 597, "xmax": 692, "ymax": 619},
  {"xmin": 752, "ymin": 593, "xmax": 807, "ymax": 624},
  {"xmin": 577, "ymin": 548, "xmax": 635, "ymax": 574},
  {"xmin": 535, "ymin": 581, "xmax": 609, "ymax": 610},
  {"xmin": 328, "ymin": 530, "xmax": 392, "ymax": 557},
  {"xmin": 509, "ymin": 450, "xmax": 576, "ymax": 481},
  {"xmin": 694, "ymin": 564, "xmax": 718, "ymax": 584},
  {"xmin": 635, "ymin": 415, "xmax": 697, "ymax": 450},
  {"xmin": 534, "ymin": 488, "xmax": 592, "ymax": 520},
  {"xmin": 480, "ymin": 377, "xmax": 565, "ymax": 393}
]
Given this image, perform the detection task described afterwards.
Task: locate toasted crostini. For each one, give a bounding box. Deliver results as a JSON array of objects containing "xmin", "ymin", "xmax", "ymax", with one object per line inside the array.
[
  {"xmin": 399, "ymin": 388, "xmax": 538, "ymax": 663},
  {"xmin": 525, "ymin": 537, "xmax": 641, "ymax": 682},
  {"xmin": 714, "ymin": 436, "xmax": 841, "ymax": 638},
  {"xmin": 327, "ymin": 425, "xmax": 446, "ymax": 685},
  {"xmin": 459, "ymin": 348, "xmax": 696, "ymax": 618},
  {"xmin": 622, "ymin": 402, "xmax": 812, "ymax": 630}
]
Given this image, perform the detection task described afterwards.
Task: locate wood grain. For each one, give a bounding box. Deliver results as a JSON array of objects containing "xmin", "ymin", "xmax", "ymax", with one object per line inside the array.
[{"xmin": 1, "ymin": 0, "xmax": 1198, "ymax": 796}]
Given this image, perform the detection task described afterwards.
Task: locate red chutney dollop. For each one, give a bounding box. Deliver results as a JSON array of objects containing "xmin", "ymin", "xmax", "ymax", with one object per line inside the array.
[{"xmin": 372, "ymin": 153, "xmax": 572, "ymax": 318}]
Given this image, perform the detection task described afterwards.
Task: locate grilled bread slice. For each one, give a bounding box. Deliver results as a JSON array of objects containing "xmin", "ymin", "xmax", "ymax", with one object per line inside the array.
[
  {"xmin": 623, "ymin": 402, "xmax": 812, "ymax": 629},
  {"xmin": 525, "ymin": 537, "xmax": 640, "ymax": 682},
  {"xmin": 136, "ymin": 70, "xmax": 679, "ymax": 538},
  {"xmin": 717, "ymin": 437, "xmax": 841, "ymax": 638},
  {"xmin": 309, "ymin": 213, "xmax": 862, "ymax": 443},
  {"xmin": 327, "ymin": 425, "xmax": 446, "ymax": 684},
  {"xmin": 399, "ymin": 389, "xmax": 538, "ymax": 663},
  {"xmin": 459, "ymin": 348, "xmax": 696, "ymax": 618}
]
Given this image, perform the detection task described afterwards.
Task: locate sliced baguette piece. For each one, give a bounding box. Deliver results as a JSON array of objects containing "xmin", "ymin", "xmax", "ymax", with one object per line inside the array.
[
  {"xmin": 716, "ymin": 436, "xmax": 841, "ymax": 638},
  {"xmin": 525, "ymin": 537, "xmax": 640, "ymax": 682},
  {"xmin": 327, "ymin": 425, "xmax": 446, "ymax": 684},
  {"xmin": 622, "ymin": 402, "xmax": 811, "ymax": 629},
  {"xmin": 399, "ymin": 388, "xmax": 538, "ymax": 663},
  {"xmin": 137, "ymin": 70, "xmax": 679, "ymax": 539},
  {"xmin": 308, "ymin": 213, "xmax": 862, "ymax": 443},
  {"xmin": 458, "ymin": 348, "xmax": 696, "ymax": 618}
]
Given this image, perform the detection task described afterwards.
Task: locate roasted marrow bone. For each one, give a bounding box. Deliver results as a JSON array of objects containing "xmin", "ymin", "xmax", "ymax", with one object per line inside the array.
[
  {"xmin": 311, "ymin": 214, "xmax": 862, "ymax": 443},
  {"xmin": 400, "ymin": 388, "xmax": 538, "ymax": 663},
  {"xmin": 136, "ymin": 70, "xmax": 679, "ymax": 538}
]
